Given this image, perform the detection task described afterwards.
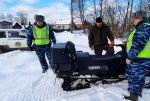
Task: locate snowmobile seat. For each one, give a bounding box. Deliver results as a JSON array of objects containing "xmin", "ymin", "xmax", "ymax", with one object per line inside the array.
[
  {"xmin": 66, "ymin": 41, "xmax": 76, "ymax": 56},
  {"xmin": 88, "ymin": 55, "xmax": 121, "ymax": 65},
  {"xmin": 76, "ymin": 52, "xmax": 90, "ymax": 67},
  {"xmin": 76, "ymin": 52, "xmax": 89, "ymax": 59}
]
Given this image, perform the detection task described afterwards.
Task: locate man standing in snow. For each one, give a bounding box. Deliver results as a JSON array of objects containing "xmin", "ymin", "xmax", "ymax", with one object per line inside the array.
[
  {"xmin": 88, "ymin": 17, "xmax": 114, "ymax": 55},
  {"xmin": 27, "ymin": 14, "xmax": 56, "ymax": 73},
  {"xmin": 125, "ymin": 10, "xmax": 150, "ymax": 101}
]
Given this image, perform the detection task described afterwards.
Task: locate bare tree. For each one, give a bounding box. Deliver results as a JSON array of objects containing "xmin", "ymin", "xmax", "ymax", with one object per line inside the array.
[
  {"xmin": 71, "ymin": 0, "xmax": 150, "ymax": 36},
  {"xmin": 85, "ymin": 0, "xmax": 99, "ymax": 24},
  {"xmin": 121, "ymin": 1, "xmax": 130, "ymax": 35},
  {"xmin": 143, "ymin": 0, "xmax": 150, "ymax": 17},
  {"xmin": 135, "ymin": 0, "xmax": 149, "ymax": 10},
  {"xmin": 6, "ymin": 13, "xmax": 13, "ymax": 22},
  {"xmin": 99, "ymin": 0, "xmax": 103, "ymax": 17},
  {"xmin": 17, "ymin": 10, "xmax": 28, "ymax": 28},
  {"xmin": 71, "ymin": 0, "xmax": 74, "ymax": 33},
  {"xmin": 73, "ymin": 0, "xmax": 89, "ymax": 33},
  {"xmin": 93, "ymin": 0, "xmax": 98, "ymax": 18},
  {"xmin": 0, "ymin": 13, "xmax": 5, "ymax": 20}
]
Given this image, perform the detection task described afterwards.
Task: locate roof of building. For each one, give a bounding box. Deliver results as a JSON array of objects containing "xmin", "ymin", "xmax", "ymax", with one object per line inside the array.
[
  {"xmin": 56, "ymin": 19, "xmax": 71, "ymax": 25},
  {"xmin": 0, "ymin": 19, "xmax": 12, "ymax": 23},
  {"xmin": 13, "ymin": 22, "xmax": 18, "ymax": 26}
]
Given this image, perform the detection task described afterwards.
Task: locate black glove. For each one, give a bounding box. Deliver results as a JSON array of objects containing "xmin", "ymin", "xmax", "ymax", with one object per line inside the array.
[
  {"xmin": 28, "ymin": 46, "xmax": 33, "ymax": 51},
  {"xmin": 53, "ymin": 41, "xmax": 56, "ymax": 45}
]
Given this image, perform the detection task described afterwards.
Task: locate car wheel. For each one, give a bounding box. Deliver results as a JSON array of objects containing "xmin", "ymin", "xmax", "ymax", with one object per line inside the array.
[{"xmin": 0, "ymin": 47, "xmax": 5, "ymax": 54}]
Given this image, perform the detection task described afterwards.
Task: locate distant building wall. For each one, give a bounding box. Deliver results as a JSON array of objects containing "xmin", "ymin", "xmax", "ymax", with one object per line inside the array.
[
  {"xmin": 56, "ymin": 24, "xmax": 70, "ymax": 29},
  {"xmin": 0, "ymin": 21, "xmax": 12, "ymax": 29}
]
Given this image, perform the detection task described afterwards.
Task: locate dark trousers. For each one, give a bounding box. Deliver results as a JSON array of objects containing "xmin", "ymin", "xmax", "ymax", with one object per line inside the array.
[
  {"xmin": 34, "ymin": 44, "xmax": 54, "ymax": 70},
  {"xmin": 94, "ymin": 44, "xmax": 114, "ymax": 55}
]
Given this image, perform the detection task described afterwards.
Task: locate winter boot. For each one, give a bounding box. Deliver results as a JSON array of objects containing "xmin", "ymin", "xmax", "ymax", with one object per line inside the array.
[
  {"xmin": 139, "ymin": 87, "xmax": 143, "ymax": 97},
  {"xmin": 143, "ymin": 82, "xmax": 150, "ymax": 88},
  {"xmin": 128, "ymin": 87, "xmax": 130, "ymax": 91},
  {"xmin": 53, "ymin": 68, "xmax": 57, "ymax": 73},
  {"xmin": 42, "ymin": 69, "xmax": 47, "ymax": 73},
  {"xmin": 124, "ymin": 93, "xmax": 138, "ymax": 101}
]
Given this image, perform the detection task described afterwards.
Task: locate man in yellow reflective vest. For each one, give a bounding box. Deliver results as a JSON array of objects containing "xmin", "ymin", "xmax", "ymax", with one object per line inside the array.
[
  {"xmin": 27, "ymin": 14, "xmax": 56, "ymax": 73},
  {"xmin": 124, "ymin": 10, "xmax": 150, "ymax": 101}
]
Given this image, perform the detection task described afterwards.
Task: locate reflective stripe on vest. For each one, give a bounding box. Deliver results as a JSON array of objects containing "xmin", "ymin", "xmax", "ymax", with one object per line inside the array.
[
  {"xmin": 32, "ymin": 25, "xmax": 50, "ymax": 45},
  {"xmin": 127, "ymin": 23, "xmax": 150, "ymax": 58}
]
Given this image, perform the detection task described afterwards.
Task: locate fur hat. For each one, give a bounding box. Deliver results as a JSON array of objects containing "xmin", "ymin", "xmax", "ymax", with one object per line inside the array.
[
  {"xmin": 96, "ymin": 17, "xmax": 102, "ymax": 23},
  {"xmin": 132, "ymin": 10, "xmax": 147, "ymax": 19},
  {"xmin": 34, "ymin": 14, "xmax": 45, "ymax": 22}
]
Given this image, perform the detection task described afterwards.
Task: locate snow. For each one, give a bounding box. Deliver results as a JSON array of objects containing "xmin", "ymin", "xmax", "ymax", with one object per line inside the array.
[
  {"xmin": 55, "ymin": 19, "xmax": 71, "ymax": 25},
  {"xmin": 0, "ymin": 30, "xmax": 150, "ymax": 101}
]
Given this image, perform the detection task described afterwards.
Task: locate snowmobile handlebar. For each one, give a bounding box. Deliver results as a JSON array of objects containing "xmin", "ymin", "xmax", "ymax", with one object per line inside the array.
[{"xmin": 115, "ymin": 44, "xmax": 126, "ymax": 52}]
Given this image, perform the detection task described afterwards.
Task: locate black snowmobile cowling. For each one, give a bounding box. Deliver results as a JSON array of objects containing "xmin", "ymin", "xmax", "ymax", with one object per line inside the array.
[
  {"xmin": 52, "ymin": 41, "xmax": 126, "ymax": 77},
  {"xmin": 51, "ymin": 41, "xmax": 150, "ymax": 91}
]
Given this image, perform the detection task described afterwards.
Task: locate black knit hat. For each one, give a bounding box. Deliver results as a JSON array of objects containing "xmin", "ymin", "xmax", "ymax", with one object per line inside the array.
[
  {"xmin": 96, "ymin": 17, "xmax": 102, "ymax": 23},
  {"xmin": 34, "ymin": 14, "xmax": 45, "ymax": 22}
]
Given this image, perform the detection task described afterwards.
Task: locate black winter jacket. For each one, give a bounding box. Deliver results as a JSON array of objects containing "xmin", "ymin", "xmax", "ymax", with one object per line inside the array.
[{"xmin": 88, "ymin": 24, "xmax": 114, "ymax": 47}]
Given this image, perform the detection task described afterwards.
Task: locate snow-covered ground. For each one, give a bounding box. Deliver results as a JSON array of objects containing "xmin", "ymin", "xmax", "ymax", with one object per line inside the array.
[{"xmin": 0, "ymin": 30, "xmax": 150, "ymax": 101}]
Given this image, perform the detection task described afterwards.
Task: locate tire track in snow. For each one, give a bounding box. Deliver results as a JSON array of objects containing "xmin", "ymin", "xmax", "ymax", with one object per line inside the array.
[{"xmin": 2, "ymin": 70, "xmax": 66, "ymax": 101}]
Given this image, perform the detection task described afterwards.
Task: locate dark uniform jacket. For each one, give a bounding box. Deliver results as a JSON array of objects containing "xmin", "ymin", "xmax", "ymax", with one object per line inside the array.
[
  {"xmin": 27, "ymin": 22, "xmax": 56, "ymax": 47},
  {"xmin": 88, "ymin": 24, "xmax": 114, "ymax": 47},
  {"xmin": 127, "ymin": 18, "xmax": 150, "ymax": 60}
]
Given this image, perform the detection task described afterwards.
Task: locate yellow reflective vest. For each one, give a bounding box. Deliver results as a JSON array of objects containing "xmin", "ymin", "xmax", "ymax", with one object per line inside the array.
[
  {"xmin": 127, "ymin": 23, "xmax": 150, "ymax": 58},
  {"xmin": 32, "ymin": 25, "xmax": 50, "ymax": 45}
]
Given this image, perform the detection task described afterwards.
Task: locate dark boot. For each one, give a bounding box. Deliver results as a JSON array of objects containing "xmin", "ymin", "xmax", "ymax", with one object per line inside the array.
[
  {"xmin": 53, "ymin": 68, "xmax": 57, "ymax": 73},
  {"xmin": 42, "ymin": 69, "xmax": 47, "ymax": 73},
  {"xmin": 124, "ymin": 93, "xmax": 138, "ymax": 101},
  {"xmin": 143, "ymin": 82, "xmax": 150, "ymax": 88},
  {"xmin": 139, "ymin": 87, "xmax": 143, "ymax": 97}
]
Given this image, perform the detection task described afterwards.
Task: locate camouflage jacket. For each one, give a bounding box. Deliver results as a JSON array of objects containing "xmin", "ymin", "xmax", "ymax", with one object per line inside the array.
[
  {"xmin": 27, "ymin": 22, "xmax": 56, "ymax": 47},
  {"xmin": 127, "ymin": 18, "xmax": 150, "ymax": 60}
]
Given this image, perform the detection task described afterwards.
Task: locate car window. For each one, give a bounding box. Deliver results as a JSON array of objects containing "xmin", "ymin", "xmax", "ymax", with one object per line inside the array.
[
  {"xmin": 21, "ymin": 30, "xmax": 28, "ymax": 37},
  {"xmin": 0, "ymin": 31, "xmax": 6, "ymax": 38},
  {"xmin": 8, "ymin": 31, "xmax": 20, "ymax": 38}
]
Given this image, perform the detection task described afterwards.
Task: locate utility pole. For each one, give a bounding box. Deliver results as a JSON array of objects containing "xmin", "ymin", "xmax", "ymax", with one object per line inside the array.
[{"xmin": 71, "ymin": 0, "xmax": 73, "ymax": 33}]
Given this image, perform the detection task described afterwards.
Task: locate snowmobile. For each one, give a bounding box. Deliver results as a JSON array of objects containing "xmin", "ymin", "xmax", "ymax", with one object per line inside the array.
[{"xmin": 51, "ymin": 41, "xmax": 150, "ymax": 91}]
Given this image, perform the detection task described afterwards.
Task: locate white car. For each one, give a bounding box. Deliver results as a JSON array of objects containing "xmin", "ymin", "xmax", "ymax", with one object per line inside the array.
[{"xmin": 0, "ymin": 29, "xmax": 29, "ymax": 54}]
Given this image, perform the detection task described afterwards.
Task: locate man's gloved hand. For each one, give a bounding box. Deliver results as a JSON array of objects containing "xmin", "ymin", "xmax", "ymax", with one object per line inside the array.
[
  {"xmin": 109, "ymin": 41, "xmax": 115, "ymax": 47},
  {"xmin": 123, "ymin": 41, "xmax": 127, "ymax": 45},
  {"xmin": 53, "ymin": 41, "xmax": 56, "ymax": 45},
  {"xmin": 28, "ymin": 46, "xmax": 33, "ymax": 51},
  {"xmin": 90, "ymin": 46, "xmax": 94, "ymax": 50}
]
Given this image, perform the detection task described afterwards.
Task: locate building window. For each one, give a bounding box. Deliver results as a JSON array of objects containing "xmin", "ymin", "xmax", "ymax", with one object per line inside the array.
[
  {"xmin": 3, "ymin": 25, "xmax": 6, "ymax": 29},
  {"xmin": 3, "ymin": 24, "xmax": 12, "ymax": 29},
  {"xmin": 9, "ymin": 25, "xmax": 12, "ymax": 29},
  {"xmin": 58, "ymin": 26, "xmax": 61, "ymax": 29}
]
